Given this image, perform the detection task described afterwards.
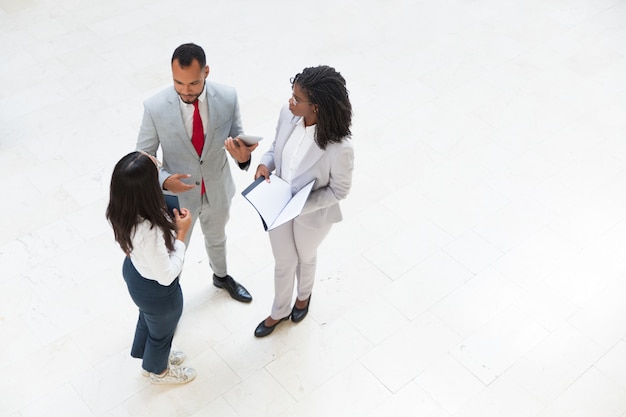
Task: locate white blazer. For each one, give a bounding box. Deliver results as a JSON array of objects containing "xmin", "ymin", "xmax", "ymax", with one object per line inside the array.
[{"xmin": 259, "ymin": 105, "xmax": 354, "ymax": 228}]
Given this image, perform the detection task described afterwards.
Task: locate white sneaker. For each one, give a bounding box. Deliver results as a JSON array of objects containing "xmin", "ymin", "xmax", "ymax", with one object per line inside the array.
[
  {"xmin": 168, "ymin": 350, "xmax": 186, "ymax": 366},
  {"xmin": 149, "ymin": 366, "xmax": 196, "ymax": 385},
  {"xmin": 141, "ymin": 351, "xmax": 187, "ymax": 376}
]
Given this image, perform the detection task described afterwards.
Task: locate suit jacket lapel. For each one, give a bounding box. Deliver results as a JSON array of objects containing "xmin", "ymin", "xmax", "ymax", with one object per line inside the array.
[
  {"xmin": 274, "ymin": 113, "xmax": 298, "ymax": 177},
  {"xmin": 293, "ymin": 140, "xmax": 324, "ymax": 180},
  {"xmin": 202, "ymin": 85, "xmax": 217, "ymax": 160},
  {"xmin": 168, "ymin": 89, "xmax": 199, "ymax": 158},
  {"xmin": 276, "ymin": 113, "xmax": 324, "ymax": 181}
]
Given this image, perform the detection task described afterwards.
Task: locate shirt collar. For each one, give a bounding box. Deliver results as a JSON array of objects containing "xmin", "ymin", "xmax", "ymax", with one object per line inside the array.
[{"xmin": 298, "ymin": 117, "xmax": 317, "ymax": 135}]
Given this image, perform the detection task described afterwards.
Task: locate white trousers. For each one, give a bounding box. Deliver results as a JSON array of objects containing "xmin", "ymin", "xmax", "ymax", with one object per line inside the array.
[{"xmin": 268, "ymin": 218, "xmax": 332, "ymax": 319}]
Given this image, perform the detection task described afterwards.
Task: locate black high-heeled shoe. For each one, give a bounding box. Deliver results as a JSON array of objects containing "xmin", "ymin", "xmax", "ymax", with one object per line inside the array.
[
  {"xmin": 254, "ymin": 316, "xmax": 289, "ymax": 338},
  {"xmin": 291, "ymin": 295, "xmax": 311, "ymax": 323}
]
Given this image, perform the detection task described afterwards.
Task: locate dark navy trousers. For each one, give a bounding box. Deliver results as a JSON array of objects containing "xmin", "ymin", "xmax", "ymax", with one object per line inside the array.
[{"xmin": 122, "ymin": 257, "xmax": 183, "ymax": 374}]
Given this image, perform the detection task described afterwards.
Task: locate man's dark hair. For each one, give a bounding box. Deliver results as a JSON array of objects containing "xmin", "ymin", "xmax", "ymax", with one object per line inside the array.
[{"xmin": 172, "ymin": 43, "xmax": 206, "ymax": 68}]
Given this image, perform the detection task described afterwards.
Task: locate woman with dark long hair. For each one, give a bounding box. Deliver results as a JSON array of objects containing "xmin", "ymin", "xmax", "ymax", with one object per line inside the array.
[
  {"xmin": 253, "ymin": 65, "xmax": 354, "ymax": 337},
  {"xmin": 106, "ymin": 151, "xmax": 196, "ymax": 384}
]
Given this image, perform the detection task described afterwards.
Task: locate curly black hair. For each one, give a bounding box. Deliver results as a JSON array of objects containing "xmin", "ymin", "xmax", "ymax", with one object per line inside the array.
[{"xmin": 291, "ymin": 65, "xmax": 352, "ymax": 149}]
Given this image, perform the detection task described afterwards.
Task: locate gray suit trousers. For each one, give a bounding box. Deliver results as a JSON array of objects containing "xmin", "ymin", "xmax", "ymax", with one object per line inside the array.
[{"xmin": 181, "ymin": 191, "xmax": 230, "ymax": 277}]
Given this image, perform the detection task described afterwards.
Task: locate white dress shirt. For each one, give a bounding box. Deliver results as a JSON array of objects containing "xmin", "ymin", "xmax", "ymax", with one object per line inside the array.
[
  {"xmin": 178, "ymin": 84, "xmax": 208, "ymax": 139},
  {"xmin": 129, "ymin": 219, "xmax": 186, "ymax": 286},
  {"xmin": 281, "ymin": 118, "xmax": 316, "ymax": 183}
]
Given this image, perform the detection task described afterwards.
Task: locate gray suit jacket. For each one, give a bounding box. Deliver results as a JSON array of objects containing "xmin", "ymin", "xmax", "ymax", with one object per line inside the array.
[
  {"xmin": 136, "ymin": 81, "xmax": 245, "ymax": 210},
  {"xmin": 260, "ymin": 105, "xmax": 354, "ymax": 228}
]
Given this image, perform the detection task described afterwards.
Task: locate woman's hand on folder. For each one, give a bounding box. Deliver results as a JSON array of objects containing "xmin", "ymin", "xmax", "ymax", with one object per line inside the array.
[{"xmin": 255, "ymin": 164, "xmax": 271, "ymax": 183}]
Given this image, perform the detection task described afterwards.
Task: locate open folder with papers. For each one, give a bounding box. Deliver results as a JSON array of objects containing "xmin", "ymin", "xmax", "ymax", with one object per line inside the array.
[{"xmin": 242, "ymin": 175, "xmax": 315, "ymax": 231}]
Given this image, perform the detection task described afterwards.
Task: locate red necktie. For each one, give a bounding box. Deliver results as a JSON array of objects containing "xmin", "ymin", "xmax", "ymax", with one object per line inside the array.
[{"xmin": 192, "ymin": 100, "xmax": 206, "ymax": 194}]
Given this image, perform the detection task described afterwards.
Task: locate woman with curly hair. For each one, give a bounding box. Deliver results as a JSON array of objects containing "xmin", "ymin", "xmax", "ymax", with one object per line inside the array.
[{"xmin": 253, "ymin": 65, "xmax": 354, "ymax": 337}]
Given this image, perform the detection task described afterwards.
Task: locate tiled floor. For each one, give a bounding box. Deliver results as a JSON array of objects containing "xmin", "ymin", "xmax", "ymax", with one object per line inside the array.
[{"xmin": 2, "ymin": 0, "xmax": 626, "ymax": 416}]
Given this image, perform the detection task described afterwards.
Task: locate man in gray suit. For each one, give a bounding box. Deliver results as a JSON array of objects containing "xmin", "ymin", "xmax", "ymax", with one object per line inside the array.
[{"xmin": 136, "ymin": 43, "xmax": 257, "ymax": 303}]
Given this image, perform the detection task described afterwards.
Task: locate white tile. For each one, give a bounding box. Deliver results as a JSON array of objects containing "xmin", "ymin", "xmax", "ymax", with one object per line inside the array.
[
  {"xmin": 22, "ymin": 275, "xmax": 127, "ymax": 345},
  {"xmin": 189, "ymin": 397, "xmax": 239, "ymax": 417},
  {"xmin": 450, "ymin": 307, "xmax": 549, "ymax": 384},
  {"xmin": 454, "ymin": 375, "xmax": 543, "ymax": 417},
  {"xmin": 491, "ymin": 227, "xmax": 578, "ymax": 289},
  {"xmin": 532, "ymin": 175, "xmax": 585, "ymax": 216},
  {"xmin": 443, "ymin": 231, "xmax": 504, "ymax": 274},
  {"xmin": 343, "ymin": 294, "xmax": 410, "ymax": 346},
  {"xmin": 167, "ymin": 299, "xmax": 232, "ymax": 357},
  {"xmin": 363, "ymin": 218, "xmax": 453, "ymax": 280},
  {"xmin": 71, "ymin": 351, "xmax": 151, "ymax": 416},
  {"xmin": 419, "ymin": 114, "xmax": 493, "ymax": 161},
  {"xmin": 563, "ymin": 37, "xmax": 625, "ymax": 78},
  {"xmin": 360, "ymin": 312, "xmax": 461, "ymax": 392},
  {"xmin": 431, "ymin": 267, "xmax": 523, "ymax": 338},
  {"xmin": 0, "ymin": 316, "xmax": 41, "ymax": 368},
  {"xmin": 417, "ymin": 180, "xmax": 510, "ymax": 238},
  {"xmin": 548, "ymin": 187, "xmax": 626, "ymax": 249},
  {"xmin": 544, "ymin": 246, "xmax": 625, "ymax": 307},
  {"xmin": 383, "ymin": 251, "xmax": 473, "ymax": 320},
  {"xmin": 568, "ymin": 274, "xmax": 626, "ymax": 349},
  {"xmin": 506, "ymin": 323, "xmax": 604, "ymax": 405},
  {"xmin": 591, "ymin": 219, "xmax": 626, "ymax": 264},
  {"xmin": 366, "ymin": 382, "xmax": 450, "ymax": 417},
  {"xmin": 473, "ymin": 200, "xmax": 557, "ymax": 253},
  {"xmin": 266, "ymin": 318, "xmax": 373, "ymax": 400},
  {"xmin": 584, "ymin": 91, "xmax": 626, "ymax": 139},
  {"xmin": 20, "ymin": 384, "xmax": 95, "ymax": 417},
  {"xmin": 329, "ymin": 200, "xmax": 407, "ymax": 258},
  {"xmin": 0, "ymin": 336, "xmax": 91, "ymax": 416},
  {"xmin": 278, "ymin": 362, "xmax": 390, "ymax": 417},
  {"xmin": 212, "ymin": 317, "xmax": 297, "ymax": 380},
  {"xmin": 0, "ymin": 266, "xmax": 37, "ymax": 319},
  {"xmin": 415, "ymin": 354, "xmax": 485, "ymax": 414},
  {"xmin": 534, "ymin": 121, "xmax": 609, "ymax": 168},
  {"xmin": 596, "ymin": 340, "xmax": 626, "ymax": 391},
  {"xmin": 536, "ymin": 367, "xmax": 626, "ymax": 417},
  {"xmin": 306, "ymin": 252, "xmax": 392, "ymax": 325},
  {"xmin": 222, "ymin": 369, "xmax": 294, "ymax": 417},
  {"xmin": 68, "ymin": 307, "xmax": 136, "ymax": 366},
  {"xmin": 514, "ymin": 282, "xmax": 579, "ymax": 332},
  {"xmin": 481, "ymin": 151, "xmax": 559, "ymax": 203}
]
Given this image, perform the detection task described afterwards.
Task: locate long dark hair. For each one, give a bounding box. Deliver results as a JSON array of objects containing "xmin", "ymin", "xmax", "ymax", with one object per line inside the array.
[
  {"xmin": 291, "ymin": 65, "xmax": 352, "ymax": 149},
  {"xmin": 106, "ymin": 151, "xmax": 176, "ymax": 255}
]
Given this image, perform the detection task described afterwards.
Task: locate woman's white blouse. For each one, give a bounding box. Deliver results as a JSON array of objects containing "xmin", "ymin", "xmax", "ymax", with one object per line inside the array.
[
  {"xmin": 129, "ymin": 220, "xmax": 186, "ymax": 286},
  {"xmin": 281, "ymin": 118, "xmax": 316, "ymax": 183}
]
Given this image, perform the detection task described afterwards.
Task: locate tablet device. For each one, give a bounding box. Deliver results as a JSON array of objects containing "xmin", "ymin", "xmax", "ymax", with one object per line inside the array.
[{"xmin": 237, "ymin": 134, "xmax": 263, "ymax": 145}]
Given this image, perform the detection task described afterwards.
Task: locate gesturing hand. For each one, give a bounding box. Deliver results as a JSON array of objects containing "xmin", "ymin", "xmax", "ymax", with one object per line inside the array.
[{"xmin": 163, "ymin": 173, "xmax": 195, "ymax": 193}]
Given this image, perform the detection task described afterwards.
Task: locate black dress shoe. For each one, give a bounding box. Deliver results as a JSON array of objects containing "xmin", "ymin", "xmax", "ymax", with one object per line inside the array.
[
  {"xmin": 213, "ymin": 274, "xmax": 252, "ymax": 303},
  {"xmin": 291, "ymin": 295, "xmax": 311, "ymax": 323},
  {"xmin": 254, "ymin": 316, "xmax": 289, "ymax": 338}
]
